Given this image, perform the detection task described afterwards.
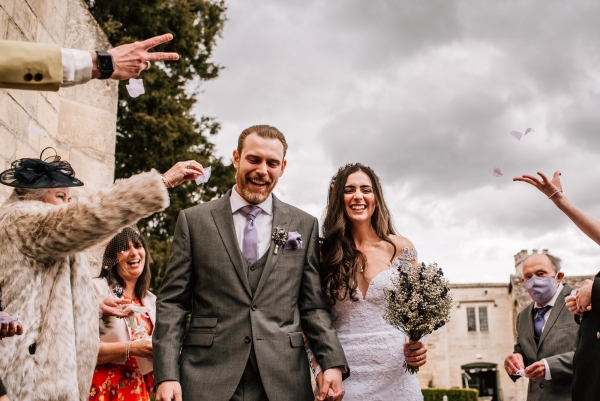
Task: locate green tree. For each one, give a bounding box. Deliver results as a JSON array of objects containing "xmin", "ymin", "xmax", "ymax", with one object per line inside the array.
[{"xmin": 86, "ymin": 0, "xmax": 236, "ymax": 290}]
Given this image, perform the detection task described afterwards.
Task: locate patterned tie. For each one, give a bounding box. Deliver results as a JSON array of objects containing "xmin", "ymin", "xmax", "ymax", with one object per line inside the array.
[
  {"xmin": 534, "ymin": 305, "xmax": 552, "ymax": 339},
  {"xmin": 239, "ymin": 205, "xmax": 263, "ymax": 263}
]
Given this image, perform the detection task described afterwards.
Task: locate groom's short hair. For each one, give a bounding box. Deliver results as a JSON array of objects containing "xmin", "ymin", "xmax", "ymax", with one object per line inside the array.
[{"xmin": 238, "ymin": 125, "xmax": 288, "ymax": 159}]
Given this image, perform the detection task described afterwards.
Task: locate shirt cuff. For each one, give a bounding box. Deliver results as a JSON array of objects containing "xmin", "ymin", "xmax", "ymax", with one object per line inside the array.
[
  {"xmin": 542, "ymin": 358, "xmax": 552, "ymax": 380},
  {"xmin": 61, "ymin": 48, "xmax": 93, "ymax": 87}
]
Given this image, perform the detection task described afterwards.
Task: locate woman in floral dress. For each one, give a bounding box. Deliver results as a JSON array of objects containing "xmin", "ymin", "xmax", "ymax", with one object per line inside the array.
[{"xmin": 90, "ymin": 227, "xmax": 157, "ymax": 401}]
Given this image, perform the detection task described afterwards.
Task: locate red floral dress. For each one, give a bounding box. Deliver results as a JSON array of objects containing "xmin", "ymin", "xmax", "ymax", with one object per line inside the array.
[{"xmin": 89, "ymin": 297, "xmax": 155, "ymax": 401}]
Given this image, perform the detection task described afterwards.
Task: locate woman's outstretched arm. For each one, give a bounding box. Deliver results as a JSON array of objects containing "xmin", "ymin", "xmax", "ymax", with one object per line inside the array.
[{"xmin": 514, "ymin": 171, "xmax": 600, "ymax": 246}]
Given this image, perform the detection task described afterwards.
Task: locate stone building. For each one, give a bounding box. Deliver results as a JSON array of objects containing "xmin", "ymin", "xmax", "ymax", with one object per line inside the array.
[
  {"xmin": 0, "ymin": 0, "xmax": 118, "ymax": 270},
  {"xmin": 418, "ymin": 249, "xmax": 593, "ymax": 401}
]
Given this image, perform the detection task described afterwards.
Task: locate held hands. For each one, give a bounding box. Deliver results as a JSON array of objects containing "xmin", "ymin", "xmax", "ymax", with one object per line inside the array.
[
  {"xmin": 91, "ymin": 33, "xmax": 180, "ymax": 80},
  {"xmin": 513, "ymin": 171, "xmax": 563, "ymax": 200},
  {"xmin": 404, "ymin": 341, "xmax": 427, "ymax": 367},
  {"xmin": 100, "ymin": 298, "xmax": 133, "ymax": 318},
  {"xmin": 566, "ymin": 281, "xmax": 593, "ymax": 314},
  {"xmin": 504, "ymin": 353, "xmax": 524, "ymax": 376},
  {"xmin": 0, "ymin": 311, "xmax": 23, "ymax": 339},
  {"xmin": 129, "ymin": 338, "xmax": 153, "ymax": 359},
  {"xmin": 162, "ymin": 160, "xmax": 205, "ymax": 189},
  {"xmin": 575, "ymin": 280, "xmax": 593, "ymax": 313},
  {"xmin": 156, "ymin": 381, "xmax": 183, "ymax": 401},
  {"xmin": 524, "ymin": 361, "xmax": 546, "ymax": 381},
  {"xmin": 318, "ymin": 367, "xmax": 344, "ymax": 401}
]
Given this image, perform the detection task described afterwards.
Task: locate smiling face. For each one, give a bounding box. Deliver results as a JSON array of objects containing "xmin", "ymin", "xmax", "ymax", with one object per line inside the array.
[
  {"xmin": 115, "ymin": 239, "xmax": 146, "ymax": 283},
  {"xmin": 233, "ymin": 132, "xmax": 287, "ymax": 204},
  {"xmin": 343, "ymin": 170, "xmax": 376, "ymax": 225}
]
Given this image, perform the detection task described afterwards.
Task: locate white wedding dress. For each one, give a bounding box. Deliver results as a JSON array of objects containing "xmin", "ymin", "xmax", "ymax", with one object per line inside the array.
[{"xmin": 331, "ymin": 247, "xmax": 423, "ymax": 401}]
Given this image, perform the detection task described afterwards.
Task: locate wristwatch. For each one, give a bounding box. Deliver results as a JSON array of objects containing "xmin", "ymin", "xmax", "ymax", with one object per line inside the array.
[{"xmin": 95, "ymin": 51, "xmax": 114, "ymax": 79}]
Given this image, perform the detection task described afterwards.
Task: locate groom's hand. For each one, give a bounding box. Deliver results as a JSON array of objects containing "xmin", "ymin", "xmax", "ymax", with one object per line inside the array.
[
  {"xmin": 156, "ymin": 380, "xmax": 182, "ymax": 401},
  {"xmin": 318, "ymin": 367, "xmax": 344, "ymax": 401}
]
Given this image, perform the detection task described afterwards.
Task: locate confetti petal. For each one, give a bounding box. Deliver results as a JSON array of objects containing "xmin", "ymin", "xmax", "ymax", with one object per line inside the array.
[
  {"xmin": 195, "ymin": 166, "xmax": 212, "ymax": 184},
  {"xmin": 509, "ymin": 131, "xmax": 523, "ymax": 141},
  {"xmin": 126, "ymin": 78, "xmax": 145, "ymax": 98},
  {"xmin": 524, "ymin": 127, "xmax": 535, "ymax": 135},
  {"xmin": 27, "ymin": 127, "xmax": 44, "ymax": 135},
  {"xmin": 493, "ymin": 167, "xmax": 503, "ymax": 177}
]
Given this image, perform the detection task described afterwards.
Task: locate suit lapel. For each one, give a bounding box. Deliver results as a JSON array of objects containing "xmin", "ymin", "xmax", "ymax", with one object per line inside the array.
[
  {"xmin": 253, "ymin": 196, "xmax": 290, "ymax": 299},
  {"xmin": 521, "ymin": 303, "xmax": 538, "ymax": 353},
  {"xmin": 211, "ymin": 192, "xmax": 252, "ymax": 297},
  {"xmin": 538, "ymin": 284, "xmax": 571, "ymax": 347}
]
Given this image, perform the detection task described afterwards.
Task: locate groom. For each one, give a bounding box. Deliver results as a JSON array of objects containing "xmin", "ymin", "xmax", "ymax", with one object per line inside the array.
[{"xmin": 154, "ymin": 125, "xmax": 348, "ymax": 401}]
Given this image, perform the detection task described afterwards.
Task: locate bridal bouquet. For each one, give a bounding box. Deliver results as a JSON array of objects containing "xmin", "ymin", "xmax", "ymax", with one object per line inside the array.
[{"xmin": 383, "ymin": 262, "xmax": 453, "ymax": 374}]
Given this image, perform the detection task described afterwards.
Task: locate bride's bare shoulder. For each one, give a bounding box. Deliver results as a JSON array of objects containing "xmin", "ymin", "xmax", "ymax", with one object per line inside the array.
[{"xmin": 389, "ymin": 235, "xmax": 417, "ymax": 257}]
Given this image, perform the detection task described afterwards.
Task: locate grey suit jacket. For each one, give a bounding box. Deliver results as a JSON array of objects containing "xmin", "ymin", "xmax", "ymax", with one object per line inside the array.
[
  {"xmin": 153, "ymin": 191, "xmax": 348, "ymax": 401},
  {"xmin": 512, "ymin": 284, "xmax": 579, "ymax": 401}
]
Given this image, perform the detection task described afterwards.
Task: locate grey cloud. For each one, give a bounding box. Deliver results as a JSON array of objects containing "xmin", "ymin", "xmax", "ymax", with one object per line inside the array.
[{"xmin": 195, "ymin": 0, "xmax": 600, "ymax": 279}]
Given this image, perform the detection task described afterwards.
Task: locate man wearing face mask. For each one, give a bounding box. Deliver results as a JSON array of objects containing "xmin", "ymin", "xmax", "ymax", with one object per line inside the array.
[{"xmin": 504, "ymin": 253, "xmax": 579, "ymax": 401}]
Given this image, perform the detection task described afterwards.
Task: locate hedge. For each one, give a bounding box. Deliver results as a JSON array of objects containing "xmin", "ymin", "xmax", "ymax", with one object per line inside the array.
[{"xmin": 422, "ymin": 388, "xmax": 479, "ymax": 401}]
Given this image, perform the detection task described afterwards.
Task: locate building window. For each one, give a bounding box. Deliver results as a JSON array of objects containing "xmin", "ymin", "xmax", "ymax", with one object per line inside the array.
[
  {"xmin": 479, "ymin": 307, "xmax": 489, "ymax": 331},
  {"xmin": 467, "ymin": 307, "xmax": 477, "ymax": 332}
]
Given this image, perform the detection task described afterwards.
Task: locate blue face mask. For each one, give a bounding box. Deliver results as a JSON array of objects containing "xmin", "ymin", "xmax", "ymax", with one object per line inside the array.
[{"xmin": 524, "ymin": 275, "xmax": 558, "ymax": 304}]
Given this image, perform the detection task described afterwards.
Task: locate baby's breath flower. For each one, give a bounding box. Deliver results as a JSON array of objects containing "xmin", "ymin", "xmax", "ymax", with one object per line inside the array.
[{"xmin": 383, "ymin": 262, "xmax": 454, "ymax": 374}]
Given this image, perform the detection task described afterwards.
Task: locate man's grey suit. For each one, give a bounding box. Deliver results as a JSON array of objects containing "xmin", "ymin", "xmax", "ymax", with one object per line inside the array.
[
  {"xmin": 512, "ymin": 284, "xmax": 579, "ymax": 401},
  {"xmin": 153, "ymin": 191, "xmax": 348, "ymax": 400}
]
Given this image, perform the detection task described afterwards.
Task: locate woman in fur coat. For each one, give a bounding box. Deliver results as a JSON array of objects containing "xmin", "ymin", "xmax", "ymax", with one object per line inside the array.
[{"xmin": 0, "ymin": 149, "xmax": 205, "ymax": 401}]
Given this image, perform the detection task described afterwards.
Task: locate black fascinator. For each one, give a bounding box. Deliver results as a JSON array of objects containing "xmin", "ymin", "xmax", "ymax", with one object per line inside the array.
[{"xmin": 0, "ymin": 147, "xmax": 84, "ymax": 188}]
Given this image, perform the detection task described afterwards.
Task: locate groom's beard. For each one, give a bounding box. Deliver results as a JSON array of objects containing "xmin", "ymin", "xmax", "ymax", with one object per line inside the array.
[{"xmin": 237, "ymin": 172, "xmax": 278, "ymax": 204}]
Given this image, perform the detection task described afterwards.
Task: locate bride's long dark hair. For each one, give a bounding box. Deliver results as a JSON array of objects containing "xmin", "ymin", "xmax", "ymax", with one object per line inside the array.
[{"xmin": 321, "ymin": 163, "xmax": 397, "ymax": 306}]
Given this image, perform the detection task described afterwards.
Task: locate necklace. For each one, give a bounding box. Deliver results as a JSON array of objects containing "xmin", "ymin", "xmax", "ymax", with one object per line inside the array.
[{"xmin": 111, "ymin": 284, "xmax": 125, "ymax": 298}]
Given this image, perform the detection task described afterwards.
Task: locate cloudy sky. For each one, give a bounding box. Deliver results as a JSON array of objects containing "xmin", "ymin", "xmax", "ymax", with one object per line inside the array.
[{"xmin": 194, "ymin": 0, "xmax": 600, "ymax": 283}]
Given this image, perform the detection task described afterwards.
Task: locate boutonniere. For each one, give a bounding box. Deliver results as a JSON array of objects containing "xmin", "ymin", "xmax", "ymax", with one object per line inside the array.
[
  {"xmin": 272, "ymin": 228, "xmax": 304, "ymax": 255},
  {"xmin": 272, "ymin": 227, "xmax": 287, "ymax": 255}
]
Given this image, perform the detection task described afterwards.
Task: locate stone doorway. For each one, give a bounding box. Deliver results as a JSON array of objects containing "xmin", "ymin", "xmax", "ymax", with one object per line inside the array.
[{"xmin": 461, "ymin": 363, "xmax": 499, "ymax": 401}]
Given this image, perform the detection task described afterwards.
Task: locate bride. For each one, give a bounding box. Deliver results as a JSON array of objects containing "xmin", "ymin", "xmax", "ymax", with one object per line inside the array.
[{"xmin": 320, "ymin": 163, "xmax": 427, "ymax": 401}]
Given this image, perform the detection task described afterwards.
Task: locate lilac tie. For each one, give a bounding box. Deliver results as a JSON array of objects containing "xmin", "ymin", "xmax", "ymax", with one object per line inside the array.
[
  {"xmin": 534, "ymin": 305, "xmax": 552, "ymax": 339},
  {"xmin": 239, "ymin": 205, "xmax": 263, "ymax": 263}
]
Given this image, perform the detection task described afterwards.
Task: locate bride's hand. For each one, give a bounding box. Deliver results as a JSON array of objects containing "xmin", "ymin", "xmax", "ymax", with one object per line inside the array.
[{"xmin": 404, "ymin": 341, "xmax": 427, "ymax": 367}]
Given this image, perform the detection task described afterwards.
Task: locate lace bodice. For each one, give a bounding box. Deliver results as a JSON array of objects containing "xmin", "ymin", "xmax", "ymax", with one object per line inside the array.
[{"xmin": 331, "ymin": 247, "xmax": 423, "ymax": 401}]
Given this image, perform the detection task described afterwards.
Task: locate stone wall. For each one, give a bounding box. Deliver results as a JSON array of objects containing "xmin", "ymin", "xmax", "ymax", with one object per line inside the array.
[{"xmin": 0, "ymin": 0, "xmax": 118, "ymax": 271}]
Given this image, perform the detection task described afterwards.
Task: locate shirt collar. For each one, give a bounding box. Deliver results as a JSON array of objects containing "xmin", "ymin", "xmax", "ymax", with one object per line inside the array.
[
  {"xmin": 535, "ymin": 283, "xmax": 564, "ymax": 309},
  {"xmin": 229, "ymin": 185, "xmax": 273, "ymax": 215}
]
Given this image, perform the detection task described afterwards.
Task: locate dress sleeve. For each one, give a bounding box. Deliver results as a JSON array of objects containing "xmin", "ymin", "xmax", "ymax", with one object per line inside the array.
[{"xmin": 391, "ymin": 246, "xmax": 419, "ymax": 271}]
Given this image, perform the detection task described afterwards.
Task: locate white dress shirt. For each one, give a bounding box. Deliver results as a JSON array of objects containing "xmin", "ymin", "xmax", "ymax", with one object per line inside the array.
[
  {"xmin": 534, "ymin": 283, "xmax": 564, "ymax": 381},
  {"xmin": 229, "ymin": 185, "xmax": 273, "ymax": 260},
  {"xmin": 60, "ymin": 48, "xmax": 93, "ymax": 87}
]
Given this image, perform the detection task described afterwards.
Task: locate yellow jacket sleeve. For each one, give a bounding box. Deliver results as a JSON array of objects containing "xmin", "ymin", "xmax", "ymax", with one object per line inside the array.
[{"xmin": 0, "ymin": 40, "xmax": 63, "ymax": 91}]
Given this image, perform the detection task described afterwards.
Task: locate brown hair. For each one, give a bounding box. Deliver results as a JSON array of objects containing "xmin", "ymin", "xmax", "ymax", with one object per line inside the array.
[
  {"xmin": 238, "ymin": 125, "xmax": 288, "ymax": 158},
  {"xmin": 321, "ymin": 164, "xmax": 397, "ymax": 306}
]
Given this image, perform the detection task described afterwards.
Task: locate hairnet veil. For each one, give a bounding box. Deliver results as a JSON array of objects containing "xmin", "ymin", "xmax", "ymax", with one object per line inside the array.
[{"xmin": 102, "ymin": 226, "xmax": 143, "ymax": 270}]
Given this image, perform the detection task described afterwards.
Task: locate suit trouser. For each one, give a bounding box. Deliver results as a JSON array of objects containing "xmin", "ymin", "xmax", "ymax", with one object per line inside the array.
[{"xmin": 230, "ymin": 348, "xmax": 268, "ymax": 401}]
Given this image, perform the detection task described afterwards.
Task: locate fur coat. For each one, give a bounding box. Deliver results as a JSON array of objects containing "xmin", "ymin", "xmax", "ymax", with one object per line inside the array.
[{"xmin": 0, "ymin": 170, "xmax": 168, "ymax": 401}]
